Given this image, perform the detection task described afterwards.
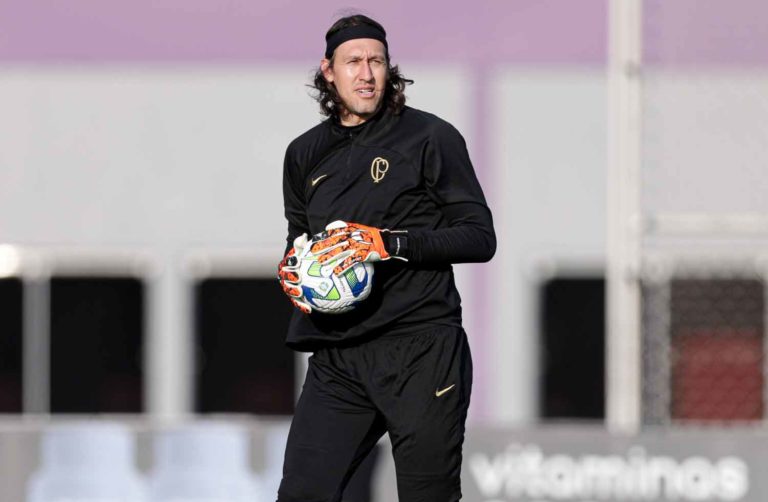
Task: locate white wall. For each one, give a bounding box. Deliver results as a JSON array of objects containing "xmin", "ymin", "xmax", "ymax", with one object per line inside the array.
[
  {"xmin": 0, "ymin": 66, "xmax": 318, "ymax": 249},
  {"xmin": 643, "ymin": 72, "xmax": 768, "ymax": 215},
  {"xmin": 490, "ymin": 68, "xmax": 607, "ymax": 423}
]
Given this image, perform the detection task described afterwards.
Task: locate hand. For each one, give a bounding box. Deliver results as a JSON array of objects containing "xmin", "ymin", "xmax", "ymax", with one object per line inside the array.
[
  {"xmin": 277, "ymin": 234, "xmax": 313, "ymax": 314},
  {"xmin": 309, "ymin": 221, "xmax": 392, "ymax": 275}
]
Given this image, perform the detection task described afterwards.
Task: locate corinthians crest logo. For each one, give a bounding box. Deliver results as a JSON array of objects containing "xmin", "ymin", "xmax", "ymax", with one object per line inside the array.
[{"xmin": 370, "ymin": 157, "xmax": 389, "ymax": 183}]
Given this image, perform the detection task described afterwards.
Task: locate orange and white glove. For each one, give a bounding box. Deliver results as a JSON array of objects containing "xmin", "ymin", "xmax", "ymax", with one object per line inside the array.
[
  {"xmin": 310, "ymin": 220, "xmax": 406, "ymax": 275},
  {"xmin": 277, "ymin": 233, "xmax": 313, "ymax": 314}
]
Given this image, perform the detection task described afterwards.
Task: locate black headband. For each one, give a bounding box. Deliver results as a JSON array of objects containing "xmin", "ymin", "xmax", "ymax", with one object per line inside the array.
[{"xmin": 325, "ymin": 24, "xmax": 388, "ymax": 59}]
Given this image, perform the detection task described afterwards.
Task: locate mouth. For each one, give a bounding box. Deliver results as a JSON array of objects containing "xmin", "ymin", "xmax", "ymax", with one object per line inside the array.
[{"xmin": 355, "ymin": 88, "xmax": 376, "ymax": 97}]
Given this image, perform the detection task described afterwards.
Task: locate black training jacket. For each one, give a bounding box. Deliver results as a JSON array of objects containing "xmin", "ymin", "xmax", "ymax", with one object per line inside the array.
[{"xmin": 281, "ymin": 105, "xmax": 495, "ymax": 351}]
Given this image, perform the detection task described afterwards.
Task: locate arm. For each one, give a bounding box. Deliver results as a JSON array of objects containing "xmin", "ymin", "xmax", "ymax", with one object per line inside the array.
[
  {"xmin": 391, "ymin": 201, "xmax": 495, "ymax": 265},
  {"xmin": 400, "ymin": 119, "xmax": 496, "ymax": 265}
]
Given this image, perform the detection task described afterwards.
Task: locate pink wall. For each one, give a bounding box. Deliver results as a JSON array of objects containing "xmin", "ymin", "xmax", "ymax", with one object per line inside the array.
[
  {"xmin": 644, "ymin": 0, "xmax": 768, "ymax": 67},
  {"xmin": 0, "ymin": 0, "xmax": 606, "ymax": 63}
]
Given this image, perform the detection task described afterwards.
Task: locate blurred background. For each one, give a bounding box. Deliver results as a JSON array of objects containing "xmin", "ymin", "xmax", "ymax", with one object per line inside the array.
[{"xmin": 1, "ymin": 0, "xmax": 767, "ymax": 501}]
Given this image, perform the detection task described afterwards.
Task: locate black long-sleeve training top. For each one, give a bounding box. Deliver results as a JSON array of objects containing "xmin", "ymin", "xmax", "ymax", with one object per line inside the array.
[{"xmin": 282, "ymin": 105, "xmax": 495, "ymax": 351}]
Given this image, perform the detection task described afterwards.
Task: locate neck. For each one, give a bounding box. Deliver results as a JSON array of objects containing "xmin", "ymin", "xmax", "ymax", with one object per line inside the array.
[
  {"xmin": 339, "ymin": 114, "xmax": 366, "ymax": 127},
  {"xmin": 339, "ymin": 110, "xmax": 369, "ymax": 127},
  {"xmin": 338, "ymin": 104, "xmax": 383, "ymax": 127}
]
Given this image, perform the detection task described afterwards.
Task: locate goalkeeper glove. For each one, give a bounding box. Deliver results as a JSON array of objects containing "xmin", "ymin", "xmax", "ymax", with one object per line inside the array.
[
  {"xmin": 310, "ymin": 220, "xmax": 407, "ymax": 275},
  {"xmin": 277, "ymin": 233, "xmax": 313, "ymax": 314}
]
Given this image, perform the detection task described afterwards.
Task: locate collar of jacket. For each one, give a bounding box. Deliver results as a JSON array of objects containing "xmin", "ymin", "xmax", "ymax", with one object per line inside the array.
[{"xmin": 329, "ymin": 105, "xmax": 389, "ymax": 138}]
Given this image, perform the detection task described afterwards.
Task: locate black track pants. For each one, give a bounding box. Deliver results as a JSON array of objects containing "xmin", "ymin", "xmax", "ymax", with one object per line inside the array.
[{"xmin": 277, "ymin": 326, "xmax": 472, "ymax": 502}]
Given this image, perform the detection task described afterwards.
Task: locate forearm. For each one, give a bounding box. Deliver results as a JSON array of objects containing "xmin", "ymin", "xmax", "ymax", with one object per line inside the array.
[{"xmin": 388, "ymin": 202, "xmax": 496, "ymax": 266}]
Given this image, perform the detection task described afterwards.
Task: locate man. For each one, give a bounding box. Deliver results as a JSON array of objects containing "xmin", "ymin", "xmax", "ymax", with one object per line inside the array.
[{"xmin": 276, "ymin": 13, "xmax": 495, "ymax": 502}]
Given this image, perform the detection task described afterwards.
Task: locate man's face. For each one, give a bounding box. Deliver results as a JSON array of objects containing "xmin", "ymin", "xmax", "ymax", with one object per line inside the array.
[{"xmin": 321, "ymin": 38, "xmax": 388, "ymax": 126}]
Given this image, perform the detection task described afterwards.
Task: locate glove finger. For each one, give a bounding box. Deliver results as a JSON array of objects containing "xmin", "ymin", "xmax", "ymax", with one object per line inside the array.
[
  {"xmin": 279, "ymin": 261, "xmax": 301, "ymax": 275},
  {"xmin": 337, "ymin": 241, "xmax": 375, "ymax": 264},
  {"xmin": 314, "ymin": 227, "xmax": 354, "ymax": 244},
  {"xmin": 283, "ymin": 277, "xmax": 301, "ymax": 288},
  {"xmin": 283, "ymin": 281, "xmax": 301, "ymax": 295},
  {"xmin": 320, "ymin": 250, "xmax": 353, "ymax": 275},
  {"xmin": 312, "ymin": 225, "xmax": 347, "ymax": 240},
  {"xmin": 316, "ymin": 245, "xmax": 353, "ymax": 265},
  {"xmin": 293, "ymin": 233, "xmax": 309, "ymax": 252},
  {"xmin": 350, "ymin": 235, "xmax": 375, "ymax": 247},
  {"xmin": 280, "ymin": 280, "xmax": 302, "ymax": 298},
  {"xmin": 313, "ymin": 242, "xmax": 350, "ymax": 261},
  {"xmin": 346, "ymin": 239, "xmax": 374, "ymax": 255},
  {"xmin": 278, "ymin": 254, "xmax": 299, "ymax": 278},
  {"xmin": 278, "ymin": 269, "xmax": 300, "ymax": 283},
  {"xmin": 310, "ymin": 234, "xmax": 349, "ymax": 254},
  {"xmin": 325, "ymin": 220, "xmax": 349, "ymax": 231},
  {"xmin": 348, "ymin": 224, "xmax": 376, "ymax": 239},
  {"xmin": 291, "ymin": 297, "xmax": 312, "ymax": 314}
]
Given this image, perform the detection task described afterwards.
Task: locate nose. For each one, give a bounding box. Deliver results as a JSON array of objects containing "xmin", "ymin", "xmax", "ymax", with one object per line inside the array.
[{"xmin": 359, "ymin": 61, "xmax": 373, "ymax": 81}]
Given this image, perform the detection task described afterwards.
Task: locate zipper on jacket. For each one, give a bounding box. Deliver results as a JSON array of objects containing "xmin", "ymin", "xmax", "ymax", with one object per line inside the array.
[{"xmin": 345, "ymin": 134, "xmax": 354, "ymax": 180}]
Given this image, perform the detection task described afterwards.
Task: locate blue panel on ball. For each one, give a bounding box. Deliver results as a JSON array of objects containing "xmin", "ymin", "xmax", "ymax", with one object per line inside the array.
[
  {"xmin": 302, "ymin": 286, "xmax": 318, "ymax": 306},
  {"xmin": 350, "ymin": 268, "xmax": 368, "ymax": 297}
]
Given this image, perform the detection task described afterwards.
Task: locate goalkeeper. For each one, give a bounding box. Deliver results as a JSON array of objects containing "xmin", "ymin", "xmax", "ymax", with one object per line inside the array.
[{"xmin": 276, "ymin": 13, "xmax": 495, "ymax": 502}]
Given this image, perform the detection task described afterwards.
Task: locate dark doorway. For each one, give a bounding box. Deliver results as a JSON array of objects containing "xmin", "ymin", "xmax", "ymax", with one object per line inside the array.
[
  {"xmin": 195, "ymin": 278, "xmax": 295, "ymax": 415},
  {"xmin": 0, "ymin": 278, "xmax": 23, "ymax": 412},
  {"xmin": 50, "ymin": 277, "xmax": 144, "ymax": 413},
  {"xmin": 540, "ymin": 277, "xmax": 605, "ymax": 419}
]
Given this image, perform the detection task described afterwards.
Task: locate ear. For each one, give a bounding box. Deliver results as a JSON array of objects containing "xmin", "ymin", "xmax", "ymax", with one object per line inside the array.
[{"xmin": 320, "ymin": 58, "xmax": 334, "ymax": 83}]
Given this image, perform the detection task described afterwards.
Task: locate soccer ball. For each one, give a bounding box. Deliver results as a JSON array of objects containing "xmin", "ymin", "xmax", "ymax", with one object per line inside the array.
[{"xmin": 298, "ymin": 254, "xmax": 374, "ymax": 314}]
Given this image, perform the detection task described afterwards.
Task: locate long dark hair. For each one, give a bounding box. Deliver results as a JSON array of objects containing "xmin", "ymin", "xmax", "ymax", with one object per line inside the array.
[{"xmin": 310, "ymin": 14, "xmax": 413, "ymax": 121}]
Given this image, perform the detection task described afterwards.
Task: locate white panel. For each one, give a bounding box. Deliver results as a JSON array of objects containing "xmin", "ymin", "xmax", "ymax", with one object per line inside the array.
[
  {"xmin": 402, "ymin": 63, "xmax": 470, "ymax": 133},
  {"xmin": 644, "ymin": 72, "xmax": 768, "ymax": 214},
  {"xmin": 491, "ymin": 68, "xmax": 607, "ymax": 423},
  {"xmin": 0, "ymin": 66, "xmax": 318, "ymax": 248}
]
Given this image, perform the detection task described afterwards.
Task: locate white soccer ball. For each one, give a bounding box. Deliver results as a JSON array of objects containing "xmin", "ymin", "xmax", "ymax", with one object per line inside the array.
[{"xmin": 298, "ymin": 253, "xmax": 374, "ymax": 314}]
